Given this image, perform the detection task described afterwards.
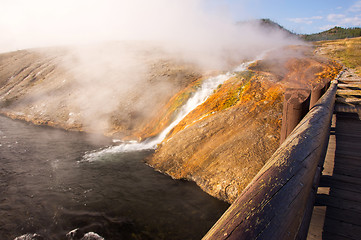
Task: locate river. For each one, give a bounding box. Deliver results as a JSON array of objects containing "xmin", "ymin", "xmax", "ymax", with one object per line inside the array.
[{"xmin": 0, "ymin": 115, "xmax": 229, "ymax": 240}]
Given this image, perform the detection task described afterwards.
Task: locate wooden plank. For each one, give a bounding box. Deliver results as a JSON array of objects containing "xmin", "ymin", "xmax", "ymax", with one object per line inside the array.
[
  {"xmin": 324, "ymin": 207, "xmax": 361, "ymax": 226},
  {"xmin": 334, "ymin": 104, "xmax": 359, "ymax": 114},
  {"xmin": 334, "ymin": 153, "xmax": 361, "ymax": 163},
  {"xmin": 335, "ymin": 148, "xmax": 361, "ymax": 158},
  {"xmin": 337, "ymin": 84, "xmax": 361, "ymax": 89},
  {"xmin": 335, "ymin": 112, "xmax": 361, "ymax": 119},
  {"xmin": 332, "ymin": 165, "xmax": 361, "ymax": 179},
  {"xmin": 336, "ymin": 129, "xmax": 361, "ymax": 136},
  {"xmin": 322, "ymin": 231, "xmax": 358, "ymax": 240},
  {"xmin": 316, "ymin": 194, "xmax": 361, "ymax": 213},
  {"xmin": 329, "ymin": 188, "xmax": 361, "ymax": 203},
  {"xmin": 322, "ymin": 134, "xmax": 336, "ymax": 176},
  {"xmin": 336, "ymin": 126, "xmax": 361, "ymax": 132},
  {"xmin": 307, "ymin": 206, "xmax": 326, "ymax": 240},
  {"xmin": 336, "ymin": 135, "xmax": 361, "ymax": 144},
  {"xmin": 321, "ymin": 173, "xmax": 361, "ymax": 186},
  {"xmin": 336, "ymin": 114, "xmax": 361, "ymax": 121},
  {"xmin": 323, "ymin": 218, "xmax": 361, "ymax": 240},
  {"xmin": 336, "ymin": 126, "xmax": 361, "ymax": 134},
  {"xmin": 319, "ymin": 177, "xmax": 361, "ymax": 194}
]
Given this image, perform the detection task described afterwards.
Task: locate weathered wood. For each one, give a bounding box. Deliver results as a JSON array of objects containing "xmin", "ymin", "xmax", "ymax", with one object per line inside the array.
[
  {"xmin": 335, "ymin": 154, "xmax": 361, "ymax": 163},
  {"xmin": 316, "ymin": 194, "xmax": 361, "ymax": 213},
  {"xmin": 320, "ymin": 187, "xmax": 361, "ymax": 203},
  {"xmin": 332, "ymin": 164, "xmax": 361, "ymax": 178},
  {"xmin": 308, "ymin": 108, "xmax": 361, "ymax": 240},
  {"xmin": 307, "ymin": 206, "xmax": 326, "ymax": 240},
  {"xmin": 203, "ymin": 82, "xmax": 337, "ymax": 240},
  {"xmin": 337, "ymin": 83, "xmax": 361, "ymax": 89},
  {"xmin": 323, "ymin": 218, "xmax": 361, "ymax": 240},
  {"xmin": 320, "ymin": 177, "xmax": 361, "ymax": 194},
  {"xmin": 321, "ymin": 174, "xmax": 361, "ymax": 186},
  {"xmin": 310, "ymin": 82, "xmax": 327, "ymax": 109},
  {"xmin": 296, "ymin": 167, "xmax": 322, "ymax": 240},
  {"xmin": 322, "ymin": 232, "xmax": 354, "ymax": 240},
  {"xmin": 322, "ymin": 207, "xmax": 361, "ymax": 226},
  {"xmin": 280, "ymin": 88, "xmax": 311, "ymax": 143}
]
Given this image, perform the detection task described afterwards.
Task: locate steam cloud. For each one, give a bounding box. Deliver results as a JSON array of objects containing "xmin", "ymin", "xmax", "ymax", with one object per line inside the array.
[
  {"xmin": 0, "ymin": 0, "xmax": 302, "ymax": 135},
  {"xmin": 0, "ymin": 0, "xmax": 299, "ymax": 66}
]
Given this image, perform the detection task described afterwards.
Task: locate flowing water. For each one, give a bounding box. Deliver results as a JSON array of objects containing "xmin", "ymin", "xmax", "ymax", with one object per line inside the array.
[
  {"xmin": 0, "ymin": 116, "xmax": 229, "ymax": 240},
  {"xmin": 84, "ymin": 60, "xmax": 255, "ymax": 160},
  {"xmin": 0, "ymin": 56, "xmax": 267, "ymax": 239}
]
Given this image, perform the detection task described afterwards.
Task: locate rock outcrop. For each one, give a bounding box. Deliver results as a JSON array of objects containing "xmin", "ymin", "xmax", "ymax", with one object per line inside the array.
[
  {"xmin": 147, "ymin": 72, "xmax": 284, "ymax": 203},
  {"xmin": 0, "ymin": 44, "xmax": 342, "ymax": 203},
  {"xmin": 146, "ymin": 47, "xmax": 342, "ymax": 203},
  {"xmin": 0, "ymin": 43, "xmax": 202, "ymax": 137}
]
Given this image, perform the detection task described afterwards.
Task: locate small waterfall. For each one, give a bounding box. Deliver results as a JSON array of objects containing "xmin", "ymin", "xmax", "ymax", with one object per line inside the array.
[{"xmin": 83, "ymin": 59, "xmax": 258, "ymax": 161}]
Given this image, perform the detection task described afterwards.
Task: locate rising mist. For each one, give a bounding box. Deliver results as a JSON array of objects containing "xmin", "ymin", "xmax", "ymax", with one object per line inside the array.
[{"xmin": 0, "ymin": 0, "xmax": 303, "ymax": 135}]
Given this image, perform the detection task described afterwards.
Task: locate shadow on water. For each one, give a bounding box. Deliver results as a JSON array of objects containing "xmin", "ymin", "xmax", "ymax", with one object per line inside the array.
[{"xmin": 0, "ymin": 116, "xmax": 229, "ymax": 240}]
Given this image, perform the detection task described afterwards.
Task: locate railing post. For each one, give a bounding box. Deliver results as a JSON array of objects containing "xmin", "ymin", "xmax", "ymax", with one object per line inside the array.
[
  {"xmin": 310, "ymin": 82, "xmax": 326, "ymax": 109},
  {"xmin": 280, "ymin": 88, "xmax": 311, "ymax": 143}
]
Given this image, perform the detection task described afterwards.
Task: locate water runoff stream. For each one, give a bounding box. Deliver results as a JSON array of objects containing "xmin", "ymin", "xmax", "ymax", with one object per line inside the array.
[
  {"xmin": 0, "ymin": 59, "xmax": 258, "ymax": 240},
  {"xmin": 83, "ymin": 60, "xmax": 255, "ymax": 159}
]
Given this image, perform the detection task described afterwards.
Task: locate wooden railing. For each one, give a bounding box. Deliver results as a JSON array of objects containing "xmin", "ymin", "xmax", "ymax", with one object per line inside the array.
[{"xmin": 203, "ymin": 76, "xmax": 340, "ymax": 240}]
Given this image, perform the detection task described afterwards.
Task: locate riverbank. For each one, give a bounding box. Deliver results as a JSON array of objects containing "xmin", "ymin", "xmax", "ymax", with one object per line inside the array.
[{"xmin": 0, "ymin": 44, "xmax": 342, "ymax": 204}]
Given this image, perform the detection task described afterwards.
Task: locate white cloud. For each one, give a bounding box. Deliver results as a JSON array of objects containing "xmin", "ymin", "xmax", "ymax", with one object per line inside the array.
[
  {"xmin": 327, "ymin": 13, "xmax": 361, "ymax": 26},
  {"xmin": 288, "ymin": 16, "xmax": 323, "ymax": 25},
  {"xmin": 349, "ymin": 0, "xmax": 361, "ymax": 12},
  {"xmin": 327, "ymin": 14, "xmax": 346, "ymax": 22},
  {"xmin": 345, "ymin": 16, "xmax": 361, "ymax": 25}
]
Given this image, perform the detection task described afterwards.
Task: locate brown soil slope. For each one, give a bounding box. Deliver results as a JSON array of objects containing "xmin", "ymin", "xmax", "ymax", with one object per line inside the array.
[
  {"xmin": 147, "ymin": 47, "xmax": 342, "ymax": 203},
  {"xmin": 0, "ymin": 44, "xmax": 341, "ymax": 203},
  {"xmin": 0, "ymin": 44, "xmax": 202, "ymax": 137}
]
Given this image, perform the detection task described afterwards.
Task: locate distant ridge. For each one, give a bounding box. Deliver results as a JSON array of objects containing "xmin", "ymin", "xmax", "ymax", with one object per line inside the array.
[
  {"xmin": 237, "ymin": 19, "xmax": 361, "ymax": 42},
  {"xmin": 237, "ymin": 18, "xmax": 295, "ymax": 37},
  {"xmin": 301, "ymin": 26, "xmax": 361, "ymax": 41},
  {"xmin": 257, "ymin": 18, "xmax": 294, "ymax": 35}
]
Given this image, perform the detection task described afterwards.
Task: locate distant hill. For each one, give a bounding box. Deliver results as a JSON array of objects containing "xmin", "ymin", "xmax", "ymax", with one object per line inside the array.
[
  {"xmin": 301, "ymin": 26, "xmax": 361, "ymax": 41},
  {"xmin": 257, "ymin": 18, "xmax": 294, "ymax": 35},
  {"xmin": 237, "ymin": 18, "xmax": 295, "ymax": 37}
]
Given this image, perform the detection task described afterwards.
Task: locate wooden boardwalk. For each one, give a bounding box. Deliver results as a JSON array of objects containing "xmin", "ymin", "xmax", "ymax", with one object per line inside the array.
[{"xmin": 308, "ymin": 69, "xmax": 361, "ymax": 240}]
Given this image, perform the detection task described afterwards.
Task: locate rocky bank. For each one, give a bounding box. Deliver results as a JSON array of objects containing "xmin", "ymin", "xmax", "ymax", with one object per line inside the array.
[
  {"xmin": 0, "ymin": 44, "xmax": 341, "ymax": 203},
  {"xmin": 0, "ymin": 43, "xmax": 201, "ymax": 137}
]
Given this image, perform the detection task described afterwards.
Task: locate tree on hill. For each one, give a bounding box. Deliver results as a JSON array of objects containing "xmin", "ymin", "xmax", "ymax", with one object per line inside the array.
[{"xmin": 301, "ymin": 26, "xmax": 361, "ymax": 41}]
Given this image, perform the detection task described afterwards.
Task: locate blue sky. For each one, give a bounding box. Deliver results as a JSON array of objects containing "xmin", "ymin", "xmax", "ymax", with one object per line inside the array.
[{"xmin": 212, "ymin": 0, "xmax": 361, "ymax": 34}]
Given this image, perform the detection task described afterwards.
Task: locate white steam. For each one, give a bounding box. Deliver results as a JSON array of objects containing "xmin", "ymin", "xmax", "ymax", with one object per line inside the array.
[
  {"xmin": 0, "ymin": 0, "xmax": 299, "ymax": 68},
  {"xmin": 0, "ymin": 0, "xmax": 302, "ymax": 138},
  {"xmin": 82, "ymin": 59, "xmax": 259, "ymax": 161}
]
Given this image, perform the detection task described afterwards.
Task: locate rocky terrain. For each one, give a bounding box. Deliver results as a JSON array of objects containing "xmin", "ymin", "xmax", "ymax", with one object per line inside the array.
[
  {"xmin": 0, "ymin": 43, "xmax": 202, "ymax": 137},
  {"xmin": 314, "ymin": 36, "xmax": 361, "ymax": 76},
  {"xmin": 146, "ymin": 46, "xmax": 341, "ymax": 202},
  {"xmin": 0, "ymin": 43, "xmax": 341, "ymax": 203}
]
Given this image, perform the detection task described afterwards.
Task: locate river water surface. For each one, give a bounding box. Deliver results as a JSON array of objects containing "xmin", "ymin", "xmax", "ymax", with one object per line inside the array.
[{"xmin": 0, "ymin": 116, "xmax": 229, "ymax": 240}]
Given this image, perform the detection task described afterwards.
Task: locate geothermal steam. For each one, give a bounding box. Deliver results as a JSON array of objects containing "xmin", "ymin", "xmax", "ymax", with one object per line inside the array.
[{"xmin": 0, "ymin": 0, "xmax": 302, "ymax": 134}]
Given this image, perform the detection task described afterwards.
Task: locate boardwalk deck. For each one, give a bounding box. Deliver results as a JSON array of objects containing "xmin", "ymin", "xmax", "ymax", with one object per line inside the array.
[{"xmin": 307, "ymin": 69, "xmax": 361, "ymax": 240}]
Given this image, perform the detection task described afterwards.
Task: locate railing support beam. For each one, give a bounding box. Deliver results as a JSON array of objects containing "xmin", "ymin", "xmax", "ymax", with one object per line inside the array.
[
  {"xmin": 280, "ymin": 89, "xmax": 310, "ymax": 143},
  {"xmin": 203, "ymin": 81, "xmax": 337, "ymax": 240}
]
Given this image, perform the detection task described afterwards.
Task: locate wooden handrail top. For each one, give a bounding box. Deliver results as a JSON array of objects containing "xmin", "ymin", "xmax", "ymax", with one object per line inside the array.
[{"xmin": 203, "ymin": 80, "xmax": 338, "ymax": 240}]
